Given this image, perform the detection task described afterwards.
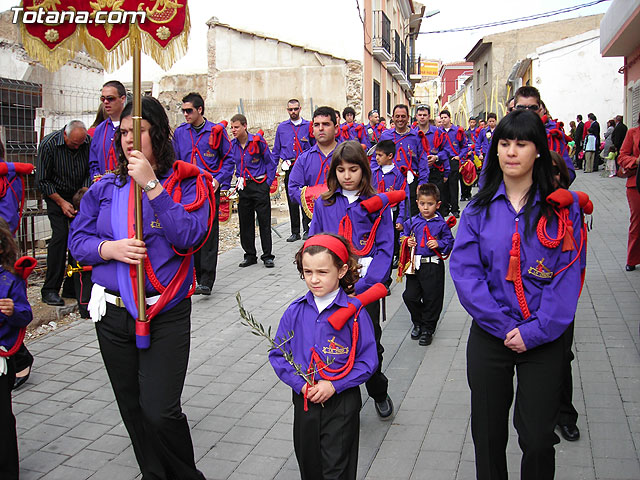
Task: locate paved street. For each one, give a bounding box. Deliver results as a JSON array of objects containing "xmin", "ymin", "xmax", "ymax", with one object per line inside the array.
[{"xmin": 14, "ymin": 169, "xmax": 640, "ymax": 480}]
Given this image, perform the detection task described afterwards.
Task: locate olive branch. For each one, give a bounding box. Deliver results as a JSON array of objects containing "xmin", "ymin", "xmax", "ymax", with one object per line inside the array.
[{"xmin": 236, "ymin": 292, "xmax": 333, "ymax": 389}]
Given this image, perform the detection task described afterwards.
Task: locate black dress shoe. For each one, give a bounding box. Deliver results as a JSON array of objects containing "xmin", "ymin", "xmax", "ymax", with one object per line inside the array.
[
  {"xmin": 42, "ymin": 292, "xmax": 64, "ymax": 306},
  {"xmin": 374, "ymin": 395, "xmax": 394, "ymax": 419},
  {"xmin": 264, "ymin": 259, "xmax": 275, "ymax": 268},
  {"xmin": 626, "ymin": 265, "xmax": 636, "ymax": 272},
  {"xmin": 410, "ymin": 325, "xmax": 422, "ymax": 340},
  {"xmin": 13, "ymin": 369, "xmax": 31, "ymax": 390},
  {"xmin": 419, "ymin": 332, "xmax": 433, "ymax": 346},
  {"xmin": 238, "ymin": 258, "xmax": 257, "ymax": 268},
  {"xmin": 195, "ymin": 285, "xmax": 211, "ymax": 296},
  {"xmin": 558, "ymin": 424, "xmax": 580, "ymax": 441},
  {"xmin": 302, "ymin": 232, "xmax": 309, "ymax": 240},
  {"xmin": 286, "ymin": 234, "xmax": 301, "ymax": 242}
]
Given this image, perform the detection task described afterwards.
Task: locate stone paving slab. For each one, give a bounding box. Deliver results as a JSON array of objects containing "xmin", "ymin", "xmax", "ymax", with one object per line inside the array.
[{"xmin": 13, "ymin": 169, "xmax": 640, "ymax": 479}]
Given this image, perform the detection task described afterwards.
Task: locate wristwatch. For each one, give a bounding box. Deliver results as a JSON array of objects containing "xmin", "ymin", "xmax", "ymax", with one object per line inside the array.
[{"xmin": 144, "ymin": 178, "xmax": 160, "ymax": 192}]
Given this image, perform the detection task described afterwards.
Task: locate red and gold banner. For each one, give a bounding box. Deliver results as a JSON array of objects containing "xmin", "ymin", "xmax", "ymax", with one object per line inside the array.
[{"xmin": 20, "ymin": 0, "xmax": 190, "ymax": 72}]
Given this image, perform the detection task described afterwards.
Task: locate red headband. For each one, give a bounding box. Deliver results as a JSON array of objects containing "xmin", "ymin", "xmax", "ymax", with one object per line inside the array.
[{"xmin": 303, "ymin": 235, "xmax": 349, "ymax": 264}]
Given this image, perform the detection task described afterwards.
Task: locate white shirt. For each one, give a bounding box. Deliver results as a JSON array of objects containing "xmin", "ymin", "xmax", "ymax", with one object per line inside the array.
[
  {"xmin": 342, "ymin": 189, "xmax": 359, "ymax": 204},
  {"xmin": 313, "ymin": 288, "xmax": 340, "ymax": 313}
]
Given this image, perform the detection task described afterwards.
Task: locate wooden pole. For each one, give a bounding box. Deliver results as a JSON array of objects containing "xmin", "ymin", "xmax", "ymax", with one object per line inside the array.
[{"xmin": 132, "ymin": 38, "xmax": 147, "ymax": 325}]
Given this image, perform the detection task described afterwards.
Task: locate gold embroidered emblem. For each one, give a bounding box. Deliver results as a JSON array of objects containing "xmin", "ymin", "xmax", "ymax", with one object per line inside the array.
[
  {"xmin": 151, "ymin": 216, "xmax": 162, "ymax": 229},
  {"xmin": 528, "ymin": 258, "xmax": 553, "ymax": 279},
  {"xmin": 322, "ymin": 336, "xmax": 349, "ymax": 355}
]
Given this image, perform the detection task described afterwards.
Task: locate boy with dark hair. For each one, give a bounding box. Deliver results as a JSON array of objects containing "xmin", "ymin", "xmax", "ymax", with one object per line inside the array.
[
  {"xmin": 339, "ymin": 106, "xmax": 369, "ymax": 147},
  {"xmin": 173, "ymin": 91, "xmax": 233, "ymax": 294},
  {"xmin": 229, "ymin": 114, "xmax": 276, "ymax": 268},
  {"xmin": 399, "ymin": 183, "xmax": 454, "ymax": 345},
  {"xmin": 372, "ymin": 140, "xmax": 409, "ymax": 267}
]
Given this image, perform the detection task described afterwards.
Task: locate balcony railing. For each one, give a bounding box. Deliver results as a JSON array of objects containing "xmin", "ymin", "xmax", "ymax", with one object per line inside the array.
[{"xmin": 372, "ymin": 10, "xmax": 391, "ymax": 62}]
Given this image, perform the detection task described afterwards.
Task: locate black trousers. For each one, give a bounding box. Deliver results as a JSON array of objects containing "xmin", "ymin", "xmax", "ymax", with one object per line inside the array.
[
  {"xmin": 408, "ymin": 180, "xmax": 419, "ymax": 217},
  {"xmin": 0, "ymin": 357, "xmax": 18, "ymax": 480},
  {"xmin": 292, "ymin": 386, "xmax": 361, "ymax": 480},
  {"xmin": 467, "ymin": 322, "xmax": 563, "ymax": 480},
  {"xmin": 95, "ymin": 298, "xmax": 204, "ymax": 480},
  {"xmin": 442, "ymin": 158, "xmax": 460, "ymax": 215},
  {"xmin": 364, "ymin": 300, "xmax": 389, "ymax": 403},
  {"xmin": 429, "ymin": 167, "xmax": 446, "ymax": 216},
  {"xmin": 195, "ymin": 188, "xmax": 220, "ymax": 288},
  {"xmin": 460, "ymin": 178, "xmax": 472, "ymax": 200},
  {"xmin": 12, "ymin": 343, "xmax": 33, "ymax": 372},
  {"xmin": 402, "ymin": 260, "xmax": 445, "ymax": 334},
  {"xmin": 558, "ymin": 321, "xmax": 578, "ymax": 426},
  {"xmin": 42, "ymin": 197, "xmax": 73, "ymax": 295},
  {"xmin": 284, "ymin": 168, "xmax": 302, "ymax": 235},
  {"xmin": 238, "ymin": 179, "xmax": 273, "ymax": 261},
  {"xmin": 73, "ymin": 267, "xmax": 93, "ymax": 318}
]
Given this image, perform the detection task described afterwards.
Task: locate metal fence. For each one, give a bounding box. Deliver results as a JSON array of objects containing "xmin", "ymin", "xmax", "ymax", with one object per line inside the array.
[{"xmin": 0, "ymin": 78, "xmax": 99, "ymax": 256}]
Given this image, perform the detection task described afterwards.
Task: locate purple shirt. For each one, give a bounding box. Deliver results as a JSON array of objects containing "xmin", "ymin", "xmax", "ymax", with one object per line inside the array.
[
  {"xmin": 288, "ymin": 143, "xmax": 335, "ymax": 205},
  {"xmin": 173, "ymin": 120, "xmax": 234, "ymax": 189},
  {"xmin": 268, "ymin": 288, "xmax": 378, "ymax": 394},
  {"xmin": 545, "ymin": 118, "xmax": 575, "ymax": 184},
  {"xmin": 365, "ymin": 123, "xmax": 384, "ymax": 144},
  {"xmin": 415, "ymin": 125, "xmax": 450, "ymax": 179},
  {"xmin": 0, "ymin": 267, "xmax": 32, "ymax": 350},
  {"xmin": 437, "ymin": 125, "xmax": 469, "ymax": 164},
  {"xmin": 89, "ymin": 118, "xmax": 118, "ymax": 179},
  {"xmin": 309, "ymin": 190, "xmax": 394, "ymax": 293},
  {"xmin": 449, "ymin": 183, "xmax": 583, "ymax": 349},
  {"xmin": 272, "ymin": 119, "xmax": 313, "ymax": 161},
  {"xmin": 401, "ymin": 213, "xmax": 454, "ymax": 257},
  {"xmin": 379, "ymin": 129, "xmax": 429, "ymax": 184},
  {"xmin": 0, "ymin": 163, "xmax": 24, "ymax": 233},
  {"xmin": 371, "ymin": 164, "xmax": 409, "ymax": 224},
  {"xmin": 230, "ymin": 133, "xmax": 276, "ymax": 185},
  {"xmin": 478, "ymin": 127, "xmax": 495, "ymax": 157},
  {"xmin": 339, "ymin": 122, "xmax": 371, "ymax": 148},
  {"xmin": 68, "ymin": 171, "xmax": 209, "ymax": 314}
]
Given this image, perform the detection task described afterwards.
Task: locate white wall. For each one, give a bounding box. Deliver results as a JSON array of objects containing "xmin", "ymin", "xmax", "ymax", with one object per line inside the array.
[{"xmin": 533, "ymin": 29, "xmax": 624, "ymax": 125}]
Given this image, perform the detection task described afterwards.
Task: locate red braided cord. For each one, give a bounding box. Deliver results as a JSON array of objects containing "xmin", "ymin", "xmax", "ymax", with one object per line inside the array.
[
  {"xmin": 338, "ymin": 206, "xmax": 386, "ymax": 257},
  {"xmin": 536, "ymin": 208, "xmax": 569, "ymax": 248},
  {"xmin": 507, "ymin": 221, "xmax": 531, "ymax": 320},
  {"xmin": 0, "ymin": 327, "xmax": 26, "ymax": 357}
]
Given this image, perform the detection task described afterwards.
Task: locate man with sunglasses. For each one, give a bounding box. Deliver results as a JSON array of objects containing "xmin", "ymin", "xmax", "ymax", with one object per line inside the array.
[
  {"xmin": 272, "ymin": 99, "xmax": 312, "ymax": 242},
  {"xmin": 173, "ymin": 92, "xmax": 233, "ymax": 295},
  {"xmin": 365, "ymin": 109, "xmax": 384, "ymax": 146},
  {"xmin": 514, "ymin": 86, "xmax": 575, "ymax": 183},
  {"xmin": 88, "ymin": 80, "xmax": 127, "ymax": 180}
]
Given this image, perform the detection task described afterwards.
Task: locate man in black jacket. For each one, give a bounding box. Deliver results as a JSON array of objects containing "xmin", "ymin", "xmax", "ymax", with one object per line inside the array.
[
  {"xmin": 574, "ymin": 114, "xmax": 584, "ymax": 169},
  {"xmin": 612, "ymin": 115, "xmax": 628, "ymax": 151}
]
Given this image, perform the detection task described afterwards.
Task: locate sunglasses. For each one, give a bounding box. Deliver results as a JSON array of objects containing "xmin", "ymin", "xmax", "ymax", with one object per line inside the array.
[
  {"xmin": 515, "ymin": 104, "xmax": 540, "ymax": 111},
  {"xmin": 182, "ymin": 108, "xmax": 194, "ymax": 114},
  {"xmin": 100, "ymin": 95, "xmax": 118, "ymax": 103},
  {"xmin": 287, "ymin": 107, "xmax": 300, "ymax": 112}
]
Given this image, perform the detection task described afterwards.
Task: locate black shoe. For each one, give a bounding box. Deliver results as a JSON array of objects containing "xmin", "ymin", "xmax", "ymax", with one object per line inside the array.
[
  {"xmin": 626, "ymin": 265, "xmax": 636, "ymax": 272},
  {"xmin": 558, "ymin": 424, "xmax": 580, "ymax": 441},
  {"xmin": 374, "ymin": 395, "xmax": 394, "ymax": 419},
  {"xmin": 264, "ymin": 259, "xmax": 275, "ymax": 268},
  {"xmin": 419, "ymin": 332, "xmax": 433, "ymax": 346},
  {"xmin": 286, "ymin": 234, "xmax": 301, "ymax": 242},
  {"xmin": 13, "ymin": 369, "xmax": 31, "ymax": 391},
  {"xmin": 195, "ymin": 285, "xmax": 211, "ymax": 296},
  {"xmin": 410, "ymin": 325, "xmax": 421, "ymax": 340},
  {"xmin": 42, "ymin": 292, "xmax": 64, "ymax": 306},
  {"xmin": 302, "ymin": 232, "xmax": 309, "ymax": 240},
  {"xmin": 239, "ymin": 258, "xmax": 257, "ymax": 268}
]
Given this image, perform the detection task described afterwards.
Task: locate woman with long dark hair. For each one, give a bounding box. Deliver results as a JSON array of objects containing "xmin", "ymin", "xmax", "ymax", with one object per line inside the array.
[
  {"xmin": 69, "ymin": 96, "xmax": 212, "ymax": 479},
  {"xmin": 450, "ymin": 109, "xmax": 587, "ymax": 479}
]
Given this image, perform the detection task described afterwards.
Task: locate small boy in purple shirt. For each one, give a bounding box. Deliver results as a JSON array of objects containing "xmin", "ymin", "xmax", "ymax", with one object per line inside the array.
[{"xmin": 400, "ymin": 183, "xmax": 454, "ymax": 345}]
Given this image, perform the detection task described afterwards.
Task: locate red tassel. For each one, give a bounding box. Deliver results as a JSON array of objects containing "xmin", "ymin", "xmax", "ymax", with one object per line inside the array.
[
  {"xmin": 563, "ymin": 221, "xmax": 575, "ymax": 252},
  {"xmin": 505, "ymin": 232, "xmax": 520, "ymax": 282}
]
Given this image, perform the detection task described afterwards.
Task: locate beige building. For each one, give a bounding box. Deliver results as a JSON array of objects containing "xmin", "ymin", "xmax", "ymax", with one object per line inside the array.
[
  {"xmin": 158, "ymin": 18, "xmax": 362, "ymax": 140},
  {"xmin": 364, "ymin": 0, "xmax": 424, "ymax": 121},
  {"xmin": 465, "ymin": 14, "xmax": 603, "ymax": 118}
]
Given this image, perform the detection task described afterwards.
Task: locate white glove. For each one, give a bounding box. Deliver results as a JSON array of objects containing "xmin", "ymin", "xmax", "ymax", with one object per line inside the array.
[
  {"xmin": 359, "ymin": 257, "xmax": 373, "ymax": 278},
  {"xmin": 281, "ymin": 160, "xmax": 292, "ymax": 171},
  {"xmin": 407, "ymin": 171, "xmax": 415, "ymax": 184},
  {"xmin": 236, "ymin": 177, "xmax": 245, "ymax": 191},
  {"xmin": 0, "ymin": 347, "xmax": 7, "ymax": 376},
  {"xmin": 88, "ymin": 283, "xmax": 107, "ymax": 323}
]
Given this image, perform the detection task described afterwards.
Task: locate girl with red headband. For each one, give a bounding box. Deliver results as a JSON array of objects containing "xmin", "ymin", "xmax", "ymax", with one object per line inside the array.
[
  {"xmin": 269, "ymin": 233, "xmax": 378, "ymax": 479},
  {"xmin": 309, "ymin": 140, "xmax": 396, "ymax": 418},
  {"xmin": 450, "ymin": 109, "xmax": 589, "ymax": 480}
]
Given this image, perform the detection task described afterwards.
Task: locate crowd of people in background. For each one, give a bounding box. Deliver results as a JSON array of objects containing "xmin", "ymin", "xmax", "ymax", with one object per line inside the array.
[{"xmin": 2, "ymin": 78, "xmax": 640, "ymax": 480}]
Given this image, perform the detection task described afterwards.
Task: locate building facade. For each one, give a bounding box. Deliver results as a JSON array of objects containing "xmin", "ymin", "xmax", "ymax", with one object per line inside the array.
[
  {"xmin": 601, "ymin": 0, "xmax": 640, "ymax": 127},
  {"xmin": 364, "ymin": 0, "xmax": 424, "ymax": 121}
]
